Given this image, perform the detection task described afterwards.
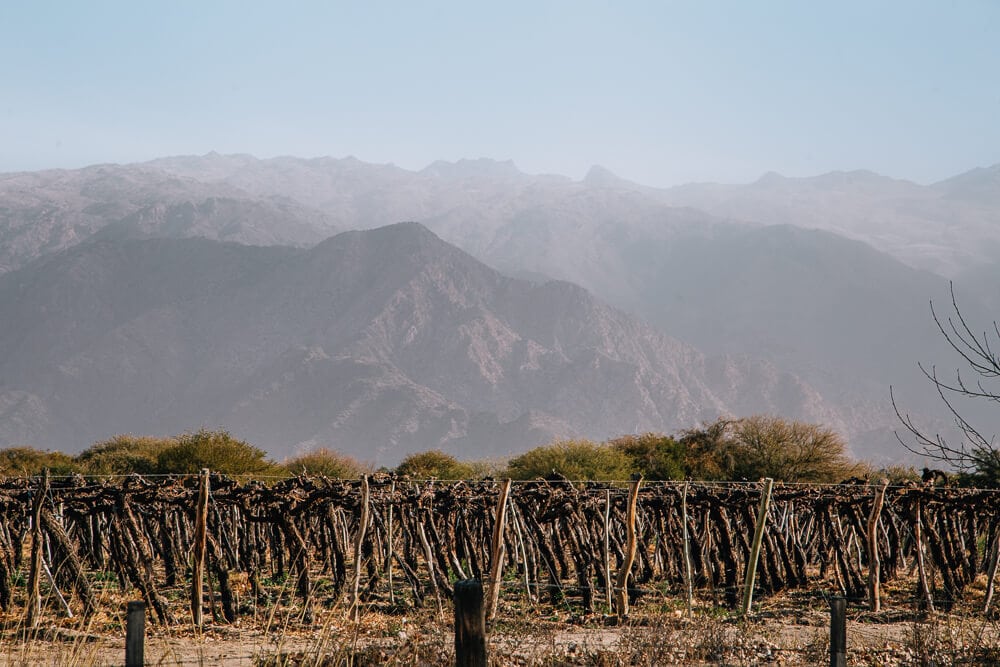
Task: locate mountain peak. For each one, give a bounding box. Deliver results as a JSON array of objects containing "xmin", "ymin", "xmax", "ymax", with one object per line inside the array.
[{"xmin": 583, "ymin": 165, "xmax": 623, "ymax": 186}]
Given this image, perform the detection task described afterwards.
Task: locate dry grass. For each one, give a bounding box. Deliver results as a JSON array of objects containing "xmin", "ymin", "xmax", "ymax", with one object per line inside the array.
[{"xmin": 5, "ymin": 553, "xmax": 1000, "ymax": 665}]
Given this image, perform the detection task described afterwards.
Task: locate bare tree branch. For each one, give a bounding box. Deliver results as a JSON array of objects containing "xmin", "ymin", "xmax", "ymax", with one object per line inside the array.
[{"xmin": 893, "ymin": 283, "xmax": 1000, "ymax": 482}]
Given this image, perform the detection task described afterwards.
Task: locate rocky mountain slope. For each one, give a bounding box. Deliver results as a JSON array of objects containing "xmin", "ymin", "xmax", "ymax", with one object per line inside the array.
[
  {"xmin": 659, "ymin": 167, "xmax": 1000, "ymax": 277},
  {"xmin": 2, "ymin": 154, "xmax": 995, "ymax": 462},
  {"xmin": 0, "ymin": 162, "xmax": 339, "ymax": 274},
  {"xmin": 0, "ymin": 223, "xmax": 845, "ymax": 464}
]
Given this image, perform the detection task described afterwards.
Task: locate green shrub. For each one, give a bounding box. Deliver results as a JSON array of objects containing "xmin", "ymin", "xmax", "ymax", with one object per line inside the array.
[
  {"xmin": 724, "ymin": 415, "xmax": 859, "ymax": 483},
  {"xmin": 283, "ymin": 448, "xmax": 372, "ymax": 478},
  {"xmin": 396, "ymin": 450, "xmax": 476, "ymax": 479},
  {"xmin": 674, "ymin": 418, "xmax": 738, "ymax": 480},
  {"xmin": 155, "ymin": 430, "xmax": 281, "ymax": 476},
  {"xmin": 609, "ymin": 433, "xmax": 685, "ymax": 480},
  {"xmin": 76, "ymin": 434, "xmax": 175, "ymax": 475},
  {"xmin": 504, "ymin": 439, "xmax": 635, "ymax": 481},
  {"xmin": 0, "ymin": 447, "xmax": 78, "ymax": 476}
]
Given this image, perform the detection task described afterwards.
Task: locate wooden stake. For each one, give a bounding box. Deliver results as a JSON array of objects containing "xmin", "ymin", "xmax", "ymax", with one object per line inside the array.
[
  {"xmin": 191, "ymin": 468, "xmax": 209, "ymax": 629},
  {"xmin": 914, "ymin": 500, "xmax": 934, "ymax": 613},
  {"xmin": 387, "ymin": 480, "xmax": 395, "ymax": 604},
  {"xmin": 25, "ymin": 468, "xmax": 48, "ymax": 630},
  {"xmin": 604, "ymin": 489, "xmax": 612, "ymax": 611},
  {"xmin": 613, "ymin": 477, "xmax": 642, "ymax": 619},
  {"xmin": 125, "ymin": 601, "xmax": 145, "ymax": 667},
  {"xmin": 829, "ymin": 595, "xmax": 847, "ymax": 667},
  {"xmin": 682, "ymin": 481, "xmax": 694, "ymax": 616},
  {"xmin": 454, "ymin": 579, "xmax": 487, "ymax": 667},
  {"xmin": 867, "ymin": 480, "xmax": 888, "ymax": 612},
  {"xmin": 741, "ymin": 477, "xmax": 774, "ymax": 616},
  {"xmin": 352, "ymin": 475, "xmax": 370, "ymax": 621},
  {"xmin": 485, "ymin": 479, "xmax": 511, "ymax": 623}
]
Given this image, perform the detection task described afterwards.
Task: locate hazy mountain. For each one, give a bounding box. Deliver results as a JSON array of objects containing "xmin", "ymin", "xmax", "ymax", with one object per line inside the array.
[
  {"xmin": 0, "ymin": 162, "xmax": 339, "ymax": 274},
  {"xmin": 659, "ymin": 166, "xmax": 1000, "ymax": 276},
  {"xmin": 0, "ymin": 223, "xmax": 854, "ymax": 464},
  {"xmin": 3, "ymin": 154, "xmax": 995, "ymax": 462}
]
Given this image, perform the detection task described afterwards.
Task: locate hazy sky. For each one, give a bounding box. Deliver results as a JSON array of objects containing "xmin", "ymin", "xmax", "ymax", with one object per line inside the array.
[{"xmin": 2, "ymin": 1, "xmax": 998, "ymax": 186}]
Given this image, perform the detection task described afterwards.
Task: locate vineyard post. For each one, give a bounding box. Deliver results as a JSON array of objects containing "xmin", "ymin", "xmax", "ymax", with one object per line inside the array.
[
  {"xmin": 191, "ymin": 468, "xmax": 210, "ymax": 629},
  {"xmin": 682, "ymin": 481, "xmax": 693, "ymax": 616},
  {"xmin": 914, "ymin": 499, "xmax": 934, "ymax": 612},
  {"xmin": 867, "ymin": 480, "xmax": 888, "ymax": 612},
  {"xmin": 829, "ymin": 595, "xmax": 847, "ymax": 667},
  {"xmin": 387, "ymin": 480, "xmax": 395, "ymax": 604},
  {"xmin": 125, "ymin": 600, "xmax": 145, "ymax": 667},
  {"xmin": 741, "ymin": 477, "xmax": 774, "ymax": 616},
  {"xmin": 613, "ymin": 476, "xmax": 642, "ymax": 620},
  {"xmin": 454, "ymin": 579, "xmax": 487, "ymax": 667},
  {"xmin": 604, "ymin": 488, "xmax": 612, "ymax": 611},
  {"xmin": 352, "ymin": 474, "xmax": 370, "ymax": 621},
  {"xmin": 25, "ymin": 468, "xmax": 48, "ymax": 630},
  {"xmin": 486, "ymin": 478, "xmax": 512, "ymax": 623}
]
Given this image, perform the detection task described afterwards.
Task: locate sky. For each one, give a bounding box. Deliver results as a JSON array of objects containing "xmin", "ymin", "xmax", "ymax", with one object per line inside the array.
[{"xmin": 1, "ymin": 1, "xmax": 998, "ymax": 187}]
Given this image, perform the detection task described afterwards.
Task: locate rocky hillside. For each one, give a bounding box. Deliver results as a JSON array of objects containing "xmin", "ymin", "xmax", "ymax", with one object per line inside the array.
[
  {"xmin": 0, "ymin": 162, "xmax": 339, "ymax": 273},
  {"xmin": 0, "ymin": 223, "xmax": 844, "ymax": 464}
]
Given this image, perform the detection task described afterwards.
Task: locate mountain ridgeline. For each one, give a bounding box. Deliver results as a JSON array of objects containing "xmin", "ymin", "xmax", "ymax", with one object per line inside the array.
[
  {"xmin": 2, "ymin": 153, "xmax": 998, "ymax": 463},
  {"xmin": 0, "ymin": 224, "xmax": 839, "ymax": 464}
]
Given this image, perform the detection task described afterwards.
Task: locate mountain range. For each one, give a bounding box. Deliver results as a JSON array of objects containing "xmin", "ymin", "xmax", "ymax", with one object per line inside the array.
[
  {"xmin": 2, "ymin": 153, "xmax": 997, "ymax": 462},
  {"xmin": 0, "ymin": 223, "xmax": 844, "ymax": 464}
]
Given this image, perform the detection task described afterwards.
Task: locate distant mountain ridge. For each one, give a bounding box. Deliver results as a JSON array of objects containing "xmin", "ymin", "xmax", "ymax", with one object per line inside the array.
[
  {"xmin": 0, "ymin": 224, "xmax": 844, "ymax": 463},
  {"xmin": 2, "ymin": 153, "xmax": 997, "ymax": 462},
  {"xmin": 0, "ymin": 162, "xmax": 339, "ymax": 274}
]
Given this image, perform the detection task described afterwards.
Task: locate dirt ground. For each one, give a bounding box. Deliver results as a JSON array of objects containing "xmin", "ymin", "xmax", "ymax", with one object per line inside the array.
[{"xmin": 1, "ymin": 607, "xmax": 994, "ymax": 666}]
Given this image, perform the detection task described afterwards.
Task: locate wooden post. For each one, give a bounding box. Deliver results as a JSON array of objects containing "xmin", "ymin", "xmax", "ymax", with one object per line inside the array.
[
  {"xmin": 613, "ymin": 477, "xmax": 642, "ymax": 619},
  {"xmin": 485, "ymin": 478, "xmax": 512, "ymax": 622},
  {"xmin": 914, "ymin": 499, "xmax": 935, "ymax": 613},
  {"xmin": 352, "ymin": 475, "xmax": 370, "ymax": 620},
  {"xmin": 25, "ymin": 468, "xmax": 48, "ymax": 630},
  {"xmin": 867, "ymin": 480, "xmax": 888, "ymax": 612},
  {"xmin": 387, "ymin": 480, "xmax": 395, "ymax": 604},
  {"xmin": 454, "ymin": 579, "xmax": 487, "ymax": 667},
  {"xmin": 682, "ymin": 481, "xmax": 694, "ymax": 616},
  {"xmin": 829, "ymin": 595, "xmax": 847, "ymax": 667},
  {"xmin": 604, "ymin": 489, "xmax": 612, "ymax": 611},
  {"xmin": 126, "ymin": 600, "xmax": 146, "ymax": 667},
  {"xmin": 741, "ymin": 478, "xmax": 774, "ymax": 616},
  {"xmin": 191, "ymin": 468, "xmax": 210, "ymax": 629}
]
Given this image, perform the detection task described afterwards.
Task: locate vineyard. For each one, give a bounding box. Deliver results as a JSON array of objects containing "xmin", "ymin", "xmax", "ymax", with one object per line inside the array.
[{"xmin": 0, "ymin": 470, "xmax": 997, "ymax": 634}]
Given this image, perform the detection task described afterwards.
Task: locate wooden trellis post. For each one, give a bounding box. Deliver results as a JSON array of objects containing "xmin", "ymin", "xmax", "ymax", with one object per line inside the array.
[
  {"xmin": 454, "ymin": 579, "xmax": 487, "ymax": 667},
  {"xmin": 867, "ymin": 480, "xmax": 888, "ymax": 612},
  {"xmin": 682, "ymin": 481, "xmax": 694, "ymax": 616},
  {"xmin": 352, "ymin": 475, "xmax": 370, "ymax": 621},
  {"xmin": 191, "ymin": 468, "xmax": 210, "ymax": 628},
  {"xmin": 604, "ymin": 489, "xmax": 612, "ymax": 611},
  {"xmin": 613, "ymin": 477, "xmax": 642, "ymax": 620},
  {"xmin": 486, "ymin": 479, "xmax": 512, "ymax": 623},
  {"xmin": 25, "ymin": 468, "xmax": 48, "ymax": 630},
  {"xmin": 741, "ymin": 477, "xmax": 774, "ymax": 616},
  {"xmin": 387, "ymin": 480, "xmax": 395, "ymax": 604}
]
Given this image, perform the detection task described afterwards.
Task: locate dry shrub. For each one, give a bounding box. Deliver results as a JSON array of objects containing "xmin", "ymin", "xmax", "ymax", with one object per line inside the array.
[{"xmin": 283, "ymin": 448, "xmax": 372, "ymax": 478}]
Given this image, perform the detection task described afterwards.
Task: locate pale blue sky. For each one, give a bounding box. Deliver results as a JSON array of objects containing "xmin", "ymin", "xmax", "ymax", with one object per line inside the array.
[{"xmin": 1, "ymin": 1, "xmax": 998, "ymax": 186}]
